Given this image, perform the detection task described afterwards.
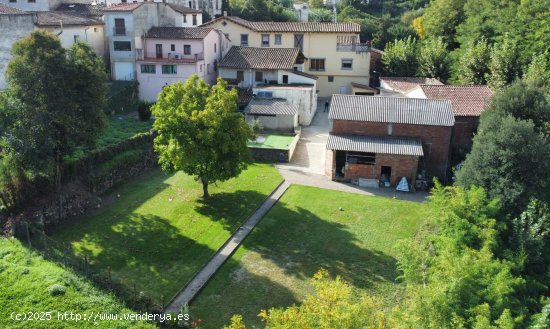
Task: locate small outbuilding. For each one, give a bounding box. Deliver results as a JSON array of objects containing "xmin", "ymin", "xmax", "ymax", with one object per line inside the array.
[{"xmin": 244, "ymin": 98, "xmax": 298, "ymax": 133}]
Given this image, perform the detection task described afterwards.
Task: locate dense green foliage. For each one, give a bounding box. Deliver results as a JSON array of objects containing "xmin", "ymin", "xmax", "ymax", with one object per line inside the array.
[
  {"xmin": 0, "ymin": 238, "xmax": 155, "ymax": 328},
  {"xmin": 455, "ymin": 81, "xmax": 550, "ymax": 213},
  {"xmin": 382, "ymin": 36, "xmax": 418, "ymax": 76},
  {"xmin": 229, "ymin": 0, "xmax": 297, "ymax": 21},
  {"xmin": 459, "ymin": 38, "xmax": 491, "ymax": 84},
  {"xmin": 152, "ymin": 75, "xmax": 254, "ymax": 197},
  {"xmin": 53, "ymin": 165, "xmax": 282, "ymax": 303},
  {"xmin": 0, "ymin": 31, "xmax": 107, "ymax": 180}
]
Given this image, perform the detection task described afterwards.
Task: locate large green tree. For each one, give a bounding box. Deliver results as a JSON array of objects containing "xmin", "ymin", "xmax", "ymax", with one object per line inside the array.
[
  {"xmin": 486, "ymin": 36, "xmax": 519, "ymax": 91},
  {"xmin": 382, "ymin": 36, "xmax": 418, "ymax": 76},
  {"xmin": 421, "ymin": 0, "xmax": 466, "ymax": 45},
  {"xmin": 152, "ymin": 75, "xmax": 254, "ymax": 197},
  {"xmin": 417, "ymin": 37, "xmax": 450, "ymax": 81},
  {"xmin": 459, "ymin": 37, "xmax": 491, "ymax": 84},
  {"xmin": 455, "ymin": 83, "xmax": 550, "ymax": 214},
  {"xmin": 0, "ymin": 31, "xmax": 107, "ymax": 187},
  {"xmin": 524, "ymin": 52, "xmax": 550, "ymax": 100}
]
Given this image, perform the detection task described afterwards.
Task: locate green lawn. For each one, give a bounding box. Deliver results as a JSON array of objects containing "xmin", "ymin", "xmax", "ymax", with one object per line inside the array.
[
  {"xmin": 52, "ymin": 164, "xmax": 282, "ymax": 304},
  {"xmin": 190, "ymin": 185, "xmax": 433, "ymax": 328},
  {"xmin": 96, "ymin": 116, "xmax": 152, "ymax": 149},
  {"xmin": 0, "ymin": 238, "xmax": 155, "ymax": 329},
  {"xmin": 247, "ymin": 134, "xmax": 296, "ymax": 150}
]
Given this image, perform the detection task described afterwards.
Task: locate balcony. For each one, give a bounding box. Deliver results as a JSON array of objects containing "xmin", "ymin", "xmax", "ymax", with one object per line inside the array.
[
  {"xmin": 113, "ymin": 26, "xmax": 127, "ymax": 36},
  {"xmin": 136, "ymin": 51, "xmax": 205, "ymax": 63},
  {"xmin": 336, "ymin": 43, "xmax": 370, "ymax": 53}
]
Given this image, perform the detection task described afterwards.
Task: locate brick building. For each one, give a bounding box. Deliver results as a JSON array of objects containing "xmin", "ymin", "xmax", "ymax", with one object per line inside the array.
[
  {"xmin": 326, "ymin": 95, "xmax": 454, "ymax": 187},
  {"xmin": 405, "ymin": 85, "xmax": 493, "ymax": 156}
]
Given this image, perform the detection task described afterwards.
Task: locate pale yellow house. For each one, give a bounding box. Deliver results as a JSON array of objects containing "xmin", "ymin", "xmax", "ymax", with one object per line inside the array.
[{"xmin": 201, "ymin": 15, "xmax": 371, "ymax": 97}]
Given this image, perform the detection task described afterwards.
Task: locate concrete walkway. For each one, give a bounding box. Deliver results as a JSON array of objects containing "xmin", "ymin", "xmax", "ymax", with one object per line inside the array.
[{"xmin": 165, "ymin": 180, "xmax": 290, "ymax": 313}]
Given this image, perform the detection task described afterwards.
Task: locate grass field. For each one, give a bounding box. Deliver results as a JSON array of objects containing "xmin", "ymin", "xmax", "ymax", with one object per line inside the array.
[
  {"xmin": 247, "ymin": 134, "xmax": 296, "ymax": 149},
  {"xmin": 190, "ymin": 185, "xmax": 433, "ymax": 328},
  {"xmin": 0, "ymin": 238, "xmax": 155, "ymax": 329},
  {"xmin": 52, "ymin": 164, "xmax": 282, "ymax": 304}
]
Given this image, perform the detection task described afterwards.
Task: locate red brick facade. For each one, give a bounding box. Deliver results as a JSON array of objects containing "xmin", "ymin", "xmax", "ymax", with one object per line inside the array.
[
  {"xmin": 331, "ymin": 120, "xmax": 452, "ymax": 181},
  {"xmin": 344, "ymin": 154, "xmax": 418, "ymax": 186},
  {"xmin": 452, "ymin": 116, "xmax": 479, "ymax": 151}
]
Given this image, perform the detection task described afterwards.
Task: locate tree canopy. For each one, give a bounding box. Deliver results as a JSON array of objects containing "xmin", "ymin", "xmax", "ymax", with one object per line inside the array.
[{"xmin": 151, "ymin": 75, "xmax": 254, "ymax": 197}]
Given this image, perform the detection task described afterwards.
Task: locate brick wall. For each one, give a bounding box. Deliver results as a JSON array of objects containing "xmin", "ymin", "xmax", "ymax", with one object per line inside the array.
[
  {"xmin": 344, "ymin": 154, "xmax": 418, "ymax": 186},
  {"xmin": 332, "ymin": 120, "xmax": 452, "ymax": 181},
  {"xmin": 452, "ymin": 116, "xmax": 478, "ymax": 150}
]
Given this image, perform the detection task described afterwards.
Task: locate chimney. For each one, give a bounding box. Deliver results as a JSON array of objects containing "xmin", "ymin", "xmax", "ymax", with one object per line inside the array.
[{"xmin": 223, "ymin": 11, "xmax": 227, "ymax": 17}]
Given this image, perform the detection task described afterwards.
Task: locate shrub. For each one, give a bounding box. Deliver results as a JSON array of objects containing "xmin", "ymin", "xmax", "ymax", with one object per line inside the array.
[
  {"xmin": 137, "ymin": 101, "xmax": 153, "ymax": 121},
  {"xmin": 48, "ymin": 284, "xmax": 66, "ymax": 296}
]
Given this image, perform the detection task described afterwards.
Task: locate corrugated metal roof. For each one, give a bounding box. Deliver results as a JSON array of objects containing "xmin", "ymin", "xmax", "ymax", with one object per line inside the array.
[
  {"xmin": 328, "ymin": 95, "xmax": 454, "ymax": 127},
  {"xmin": 245, "ymin": 98, "xmax": 298, "ymax": 115},
  {"xmin": 326, "ymin": 134, "xmax": 424, "ymax": 156},
  {"xmin": 219, "ymin": 46, "xmax": 302, "ymax": 70}
]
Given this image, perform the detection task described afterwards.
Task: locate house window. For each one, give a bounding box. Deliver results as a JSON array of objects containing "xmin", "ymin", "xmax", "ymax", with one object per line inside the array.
[
  {"xmin": 156, "ymin": 44, "xmax": 163, "ymax": 58},
  {"xmin": 121, "ymin": 0, "xmax": 126, "ymax": 2},
  {"xmin": 183, "ymin": 15, "xmax": 187, "ymax": 23},
  {"xmin": 214, "ymin": 43, "xmax": 217, "ymax": 53},
  {"xmin": 162, "ymin": 65, "xmax": 177, "ymax": 74},
  {"xmin": 9, "ymin": 0, "xmax": 16, "ymax": 3},
  {"xmin": 275, "ymin": 34, "xmax": 282, "ymax": 45},
  {"xmin": 200, "ymin": 64, "xmax": 203, "ymax": 72},
  {"xmin": 388, "ymin": 123, "xmax": 393, "ymax": 136},
  {"xmin": 207, "ymin": 64, "xmax": 210, "ymax": 73},
  {"xmin": 240, "ymin": 34, "xmax": 248, "ymax": 46},
  {"xmin": 114, "ymin": 18, "xmax": 126, "ymax": 35},
  {"xmin": 28, "ymin": 0, "xmax": 36, "ymax": 2},
  {"xmin": 183, "ymin": 45, "xmax": 191, "ymax": 55},
  {"xmin": 310, "ymin": 58, "xmax": 325, "ymax": 71},
  {"xmin": 73, "ymin": 35, "xmax": 80, "ymax": 43},
  {"xmin": 94, "ymin": 27, "xmax": 97, "ymax": 32},
  {"xmin": 113, "ymin": 41, "xmax": 131, "ymax": 51},
  {"xmin": 328, "ymin": 76, "xmax": 334, "ymax": 82},
  {"xmin": 192, "ymin": 14, "xmax": 197, "ymax": 26},
  {"xmin": 237, "ymin": 70, "xmax": 244, "ymax": 82},
  {"xmin": 141, "ymin": 64, "xmax": 156, "ymax": 74},
  {"xmin": 294, "ymin": 34, "xmax": 304, "ymax": 51},
  {"xmin": 347, "ymin": 152, "xmax": 375, "ymax": 165},
  {"xmin": 341, "ymin": 59, "xmax": 353, "ymax": 70},
  {"xmin": 255, "ymin": 71, "xmax": 263, "ymax": 82},
  {"xmin": 282, "ymin": 75, "xmax": 288, "ymax": 84},
  {"xmin": 261, "ymin": 34, "xmax": 269, "ymax": 47},
  {"xmin": 171, "ymin": 44, "xmax": 175, "ymax": 52}
]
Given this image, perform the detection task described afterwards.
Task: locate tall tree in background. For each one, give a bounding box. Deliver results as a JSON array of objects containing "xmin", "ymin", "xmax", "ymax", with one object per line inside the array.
[
  {"xmin": 152, "ymin": 76, "xmax": 254, "ymax": 197},
  {"xmin": 459, "ymin": 37, "xmax": 491, "ymax": 84},
  {"xmin": 421, "ymin": 0, "xmax": 466, "ymax": 45},
  {"xmin": 0, "ymin": 31, "xmax": 107, "ymax": 187},
  {"xmin": 486, "ymin": 36, "xmax": 519, "ymax": 91},
  {"xmin": 524, "ymin": 52, "xmax": 550, "ymax": 100},
  {"xmin": 417, "ymin": 37, "xmax": 450, "ymax": 81},
  {"xmin": 382, "ymin": 36, "xmax": 417, "ymax": 76}
]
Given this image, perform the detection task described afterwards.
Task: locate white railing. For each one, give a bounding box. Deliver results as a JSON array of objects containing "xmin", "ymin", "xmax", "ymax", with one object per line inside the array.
[{"xmin": 336, "ymin": 44, "xmax": 370, "ymax": 53}]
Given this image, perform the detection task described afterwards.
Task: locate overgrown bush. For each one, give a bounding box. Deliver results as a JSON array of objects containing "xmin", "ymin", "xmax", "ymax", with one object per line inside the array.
[{"xmin": 137, "ymin": 101, "xmax": 153, "ymax": 121}]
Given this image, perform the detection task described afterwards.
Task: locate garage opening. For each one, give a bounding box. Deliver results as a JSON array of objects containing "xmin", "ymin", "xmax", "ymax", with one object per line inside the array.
[{"xmin": 381, "ymin": 166, "xmax": 391, "ymax": 186}]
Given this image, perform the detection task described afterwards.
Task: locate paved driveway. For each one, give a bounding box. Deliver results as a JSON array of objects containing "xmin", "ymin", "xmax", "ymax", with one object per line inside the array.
[{"xmin": 278, "ymin": 98, "xmax": 330, "ymax": 174}]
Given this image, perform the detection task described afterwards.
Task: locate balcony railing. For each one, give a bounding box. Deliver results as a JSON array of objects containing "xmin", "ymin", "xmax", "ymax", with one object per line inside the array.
[
  {"xmin": 336, "ymin": 44, "xmax": 370, "ymax": 53},
  {"xmin": 113, "ymin": 26, "xmax": 126, "ymax": 36},
  {"xmin": 136, "ymin": 51, "xmax": 205, "ymax": 62}
]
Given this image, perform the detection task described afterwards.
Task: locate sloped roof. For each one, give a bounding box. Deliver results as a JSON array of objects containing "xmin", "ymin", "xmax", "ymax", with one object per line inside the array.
[
  {"xmin": 146, "ymin": 26, "xmax": 212, "ymax": 39},
  {"xmin": 168, "ymin": 4, "xmax": 202, "ymax": 14},
  {"xmin": 417, "ymin": 85, "xmax": 494, "ymax": 117},
  {"xmin": 202, "ymin": 15, "xmax": 360, "ymax": 33},
  {"xmin": 245, "ymin": 98, "xmax": 298, "ymax": 116},
  {"xmin": 35, "ymin": 11, "xmax": 103, "ymax": 26},
  {"xmin": 0, "ymin": 4, "xmax": 27, "ymax": 14},
  {"xmin": 284, "ymin": 69, "xmax": 318, "ymax": 80},
  {"xmin": 329, "ymin": 95, "xmax": 454, "ymax": 127},
  {"xmin": 103, "ymin": 3, "xmax": 143, "ymax": 12},
  {"xmin": 219, "ymin": 46, "xmax": 303, "ymax": 70},
  {"xmin": 327, "ymin": 134, "xmax": 424, "ymax": 156},
  {"xmin": 56, "ymin": 3, "xmax": 106, "ymax": 18},
  {"xmin": 380, "ymin": 77, "xmax": 443, "ymax": 93}
]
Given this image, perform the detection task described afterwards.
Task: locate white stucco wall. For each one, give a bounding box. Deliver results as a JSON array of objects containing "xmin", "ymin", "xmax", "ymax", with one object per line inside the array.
[
  {"xmin": 253, "ymin": 85, "xmax": 317, "ymax": 126},
  {"xmin": 40, "ymin": 25, "xmax": 106, "ymax": 57},
  {"xmin": 0, "ymin": 0, "xmax": 61, "ymax": 11},
  {"xmin": 245, "ymin": 113, "xmax": 297, "ymax": 132},
  {"xmin": 136, "ymin": 61, "xmax": 200, "ymax": 101},
  {"xmin": 404, "ymin": 86, "xmax": 426, "ymax": 98},
  {"xmin": 0, "ymin": 13, "xmax": 35, "ymax": 89}
]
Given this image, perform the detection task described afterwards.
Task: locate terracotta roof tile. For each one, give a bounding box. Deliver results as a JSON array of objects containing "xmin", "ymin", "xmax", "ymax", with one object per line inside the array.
[
  {"xmin": 146, "ymin": 26, "xmax": 212, "ymax": 39},
  {"xmin": 56, "ymin": 3, "xmax": 105, "ymax": 18},
  {"xmin": 35, "ymin": 11, "xmax": 103, "ymax": 26},
  {"xmin": 167, "ymin": 4, "xmax": 202, "ymax": 14},
  {"xmin": 203, "ymin": 16, "xmax": 360, "ymax": 33},
  {"xmin": 0, "ymin": 4, "xmax": 27, "ymax": 14},
  {"xmin": 103, "ymin": 3, "xmax": 143, "ymax": 12},
  {"xmin": 380, "ymin": 77, "xmax": 443, "ymax": 93},
  {"xmin": 418, "ymin": 85, "xmax": 494, "ymax": 117},
  {"xmin": 219, "ymin": 46, "xmax": 302, "ymax": 70}
]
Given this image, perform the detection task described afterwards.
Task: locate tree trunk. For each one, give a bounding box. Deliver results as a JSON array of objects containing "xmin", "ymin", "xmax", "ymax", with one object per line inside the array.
[{"xmin": 201, "ymin": 177, "xmax": 209, "ymax": 198}]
